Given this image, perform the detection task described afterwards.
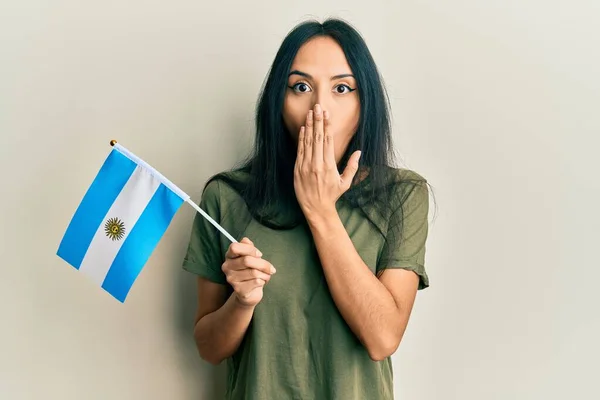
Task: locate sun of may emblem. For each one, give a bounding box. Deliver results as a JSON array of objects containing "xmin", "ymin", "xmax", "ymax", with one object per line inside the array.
[{"xmin": 104, "ymin": 217, "xmax": 125, "ymax": 241}]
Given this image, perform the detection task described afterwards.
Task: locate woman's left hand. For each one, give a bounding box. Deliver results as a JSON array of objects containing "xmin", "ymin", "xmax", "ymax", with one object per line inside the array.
[{"xmin": 294, "ymin": 103, "xmax": 362, "ymax": 222}]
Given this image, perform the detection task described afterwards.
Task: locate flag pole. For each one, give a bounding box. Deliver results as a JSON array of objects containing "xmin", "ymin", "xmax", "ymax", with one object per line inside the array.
[
  {"xmin": 185, "ymin": 198, "xmax": 237, "ymax": 243},
  {"xmin": 109, "ymin": 140, "xmax": 238, "ymax": 244}
]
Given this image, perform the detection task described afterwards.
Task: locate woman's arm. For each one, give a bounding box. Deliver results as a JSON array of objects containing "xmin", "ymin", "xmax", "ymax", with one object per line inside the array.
[
  {"xmin": 306, "ymin": 214, "xmax": 420, "ymax": 361},
  {"xmin": 293, "ymin": 104, "xmax": 422, "ymax": 360},
  {"xmin": 193, "ymin": 238, "xmax": 275, "ymax": 365},
  {"xmin": 192, "ymin": 278, "xmax": 256, "ymax": 365}
]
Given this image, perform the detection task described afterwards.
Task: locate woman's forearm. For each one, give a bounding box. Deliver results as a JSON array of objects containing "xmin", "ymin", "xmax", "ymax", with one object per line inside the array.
[
  {"xmin": 307, "ymin": 212, "xmax": 403, "ymax": 361},
  {"xmin": 193, "ymin": 293, "xmax": 255, "ymax": 365}
]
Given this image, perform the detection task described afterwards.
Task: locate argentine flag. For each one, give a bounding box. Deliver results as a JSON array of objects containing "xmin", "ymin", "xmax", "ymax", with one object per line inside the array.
[{"xmin": 57, "ymin": 142, "xmax": 189, "ymax": 302}]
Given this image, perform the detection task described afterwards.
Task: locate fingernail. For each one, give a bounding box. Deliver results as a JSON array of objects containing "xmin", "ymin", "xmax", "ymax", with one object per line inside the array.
[
  {"xmin": 256, "ymin": 250, "xmax": 263, "ymax": 257},
  {"xmin": 315, "ymin": 104, "xmax": 322, "ymax": 115},
  {"xmin": 271, "ymin": 266, "xmax": 277, "ymax": 274}
]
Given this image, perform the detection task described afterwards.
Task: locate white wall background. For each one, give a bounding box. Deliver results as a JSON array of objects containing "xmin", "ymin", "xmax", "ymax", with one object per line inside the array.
[{"xmin": 1, "ymin": 1, "xmax": 598, "ymax": 399}]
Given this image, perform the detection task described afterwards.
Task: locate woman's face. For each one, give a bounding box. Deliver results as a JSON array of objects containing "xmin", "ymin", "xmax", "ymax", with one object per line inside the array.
[{"xmin": 283, "ymin": 36, "xmax": 360, "ymax": 165}]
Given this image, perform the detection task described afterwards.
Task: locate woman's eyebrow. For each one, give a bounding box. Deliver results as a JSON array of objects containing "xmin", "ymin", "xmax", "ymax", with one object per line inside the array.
[
  {"xmin": 288, "ymin": 70, "xmax": 355, "ymax": 80},
  {"xmin": 331, "ymin": 73, "xmax": 354, "ymax": 80}
]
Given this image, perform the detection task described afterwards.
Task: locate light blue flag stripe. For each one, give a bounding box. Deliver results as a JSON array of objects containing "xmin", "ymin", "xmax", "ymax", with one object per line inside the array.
[
  {"xmin": 57, "ymin": 149, "xmax": 136, "ymax": 269},
  {"xmin": 101, "ymin": 183, "xmax": 184, "ymax": 302}
]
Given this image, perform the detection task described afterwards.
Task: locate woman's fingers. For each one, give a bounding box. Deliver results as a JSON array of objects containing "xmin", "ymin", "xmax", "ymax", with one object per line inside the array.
[
  {"xmin": 225, "ymin": 238, "xmax": 262, "ymax": 259},
  {"xmin": 323, "ymin": 109, "xmax": 335, "ymax": 167},
  {"xmin": 236, "ymin": 279, "xmax": 266, "ymax": 296},
  {"xmin": 296, "ymin": 125, "xmax": 305, "ymax": 167},
  {"xmin": 233, "ymin": 268, "xmax": 273, "ymax": 283},
  {"xmin": 312, "ymin": 104, "xmax": 324, "ymax": 168},
  {"xmin": 340, "ymin": 150, "xmax": 362, "ymax": 191},
  {"xmin": 225, "ymin": 254, "xmax": 276, "ymax": 274},
  {"xmin": 242, "ymin": 255, "xmax": 276, "ymax": 274},
  {"xmin": 303, "ymin": 110, "xmax": 314, "ymax": 168},
  {"xmin": 298, "ymin": 105, "xmax": 330, "ymax": 170}
]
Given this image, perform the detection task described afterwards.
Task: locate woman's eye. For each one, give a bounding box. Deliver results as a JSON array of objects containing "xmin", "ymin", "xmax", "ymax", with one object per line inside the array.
[
  {"xmin": 334, "ymin": 84, "xmax": 355, "ymax": 94},
  {"xmin": 291, "ymin": 83, "xmax": 311, "ymax": 93}
]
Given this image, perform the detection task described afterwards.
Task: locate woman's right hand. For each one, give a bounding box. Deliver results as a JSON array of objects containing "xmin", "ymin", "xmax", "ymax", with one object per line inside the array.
[{"xmin": 222, "ymin": 237, "xmax": 276, "ymax": 307}]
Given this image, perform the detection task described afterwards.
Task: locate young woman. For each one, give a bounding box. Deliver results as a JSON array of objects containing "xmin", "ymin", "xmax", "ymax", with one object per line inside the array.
[{"xmin": 182, "ymin": 18, "xmax": 432, "ymax": 400}]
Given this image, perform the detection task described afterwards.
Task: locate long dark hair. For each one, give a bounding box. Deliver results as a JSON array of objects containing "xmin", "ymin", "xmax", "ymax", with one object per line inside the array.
[{"xmin": 206, "ymin": 18, "xmax": 432, "ymax": 236}]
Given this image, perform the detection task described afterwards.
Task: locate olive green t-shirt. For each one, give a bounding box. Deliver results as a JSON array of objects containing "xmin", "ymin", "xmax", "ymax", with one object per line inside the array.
[{"xmin": 182, "ymin": 168, "xmax": 430, "ymax": 400}]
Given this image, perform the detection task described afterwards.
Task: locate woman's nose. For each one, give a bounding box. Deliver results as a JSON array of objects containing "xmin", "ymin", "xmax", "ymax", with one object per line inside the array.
[{"xmin": 313, "ymin": 89, "xmax": 332, "ymax": 113}]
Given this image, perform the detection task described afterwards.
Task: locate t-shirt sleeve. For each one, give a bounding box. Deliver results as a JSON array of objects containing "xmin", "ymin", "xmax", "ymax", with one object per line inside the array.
[
  {"xmin": 181, "ymin": 179, "xmax": 227, "ymax": 285},
  {"xmin": 377, "ymin": 178, "xmax": 430, "ymax": 290}
]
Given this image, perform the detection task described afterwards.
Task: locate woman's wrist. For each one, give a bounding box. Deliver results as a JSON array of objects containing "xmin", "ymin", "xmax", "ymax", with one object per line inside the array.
[{"xmin": 232, "ymin": 293, "xmax": 258, "ymax": 311}]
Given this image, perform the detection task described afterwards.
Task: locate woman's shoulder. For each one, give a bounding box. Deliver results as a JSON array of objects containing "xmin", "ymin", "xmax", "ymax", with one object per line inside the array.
[
  {"xmin": 373, "ymin": 166, "xmax": 429, "ymax": 214},
  {"xmin": 381, "ymin": 165, "xmax": 428, "ymax": 185},
  {"xmin": 201, "ymin": 168, "xmax": 251, "ymax": 205}
]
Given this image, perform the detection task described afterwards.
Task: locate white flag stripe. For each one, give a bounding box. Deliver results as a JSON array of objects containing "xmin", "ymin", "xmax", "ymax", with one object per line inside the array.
[
  {"xmin": 113, "ymin": 143, "xmax": 189, "ymax": 201},
  {"xmin": 78, "ymin": 165, "xmax": 161, "ymax": 285}
]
